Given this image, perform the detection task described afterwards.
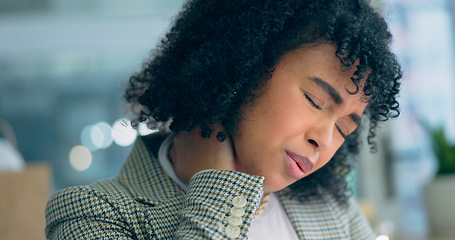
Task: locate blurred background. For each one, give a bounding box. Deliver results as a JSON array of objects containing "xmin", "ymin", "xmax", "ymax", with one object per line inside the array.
[{"xmin": 0, "ymin": 0, "xmax": 454, "ymax": 239}]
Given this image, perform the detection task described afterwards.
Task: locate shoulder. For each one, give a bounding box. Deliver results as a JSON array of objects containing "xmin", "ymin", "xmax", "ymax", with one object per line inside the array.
[
  {"xmin": 44, "ymin": 180, "xmax": 128, "ymax": 219},
  {"xmin": 45, "ymin": 133, "xmax": 183, "ymax": 239},
  {"xmin": 46, "ymin": 177, "xmax": 137, "ymax": 217},
  {"xmin": 45, "ymin": 178, "xmax": 152, "ymax": 239}
]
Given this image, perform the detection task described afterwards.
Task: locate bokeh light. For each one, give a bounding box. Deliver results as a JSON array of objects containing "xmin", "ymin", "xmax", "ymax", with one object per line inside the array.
[
  {"xmin": 80, "ymin": 121, "xmax": 113, "ymax": 151},
  {"xmin": 138, "ymin": 121, "xmax": 158, "ymax": 136},
  {"xmin": 111, "ymin": 118, "xmax": 137, "ymax": 147},
  {"xmin": 69, "ymin": 145, "xmax": 93, "ymax": 171},
  {"xmin": 81, "ymin": 125, "xmax": 98, "ymax": 151},
  {"xmin": 376, "ymin": 235, "xmax": 389, "ymax": 240},
  {"xmin": 92, "ymin": 121, "xmax": 113, "ymax": 149}
]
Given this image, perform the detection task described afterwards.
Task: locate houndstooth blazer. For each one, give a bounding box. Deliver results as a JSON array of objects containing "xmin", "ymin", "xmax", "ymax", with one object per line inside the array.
[{"xmin": 45, "ymin": 133, "xmax": 376, "ymax": 239}]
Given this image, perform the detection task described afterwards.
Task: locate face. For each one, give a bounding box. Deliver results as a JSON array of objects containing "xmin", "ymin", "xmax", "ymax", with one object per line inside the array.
[{"xmin": 232, "ymin": 43, "xmax": 368, "ymax": 192}]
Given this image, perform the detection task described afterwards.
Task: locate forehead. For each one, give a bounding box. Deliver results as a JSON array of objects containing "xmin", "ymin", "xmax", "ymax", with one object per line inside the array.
[
  {"xmin": 282, "ymin": 44, "xmax": 369, "ymax": 92},
  {"xmin": 276, "ymin": 44, "xmax": 371, "ymax": 108}
]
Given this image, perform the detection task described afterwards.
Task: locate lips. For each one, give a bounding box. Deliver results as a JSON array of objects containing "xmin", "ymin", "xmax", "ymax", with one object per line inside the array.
[{"xmin": 285, "ymin": 151, "xmax": 314, "ymax": 180}]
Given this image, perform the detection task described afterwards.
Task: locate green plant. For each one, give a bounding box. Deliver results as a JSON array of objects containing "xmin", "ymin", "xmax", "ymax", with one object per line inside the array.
[{"xmin": 428, "ymin": 127, "xmax": 455, "ymax": 175}]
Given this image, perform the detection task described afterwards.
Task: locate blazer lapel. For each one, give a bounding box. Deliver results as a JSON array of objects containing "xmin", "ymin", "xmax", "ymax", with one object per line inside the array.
[{"xmin": 276, "ymin": 187, "xmax": 342, "ymax": 240}]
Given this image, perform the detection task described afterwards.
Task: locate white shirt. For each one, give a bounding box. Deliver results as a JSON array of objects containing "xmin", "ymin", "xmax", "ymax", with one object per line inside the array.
[{"xmin": 157, "ymin": 134, "xmax": 299, "ymax": 240}]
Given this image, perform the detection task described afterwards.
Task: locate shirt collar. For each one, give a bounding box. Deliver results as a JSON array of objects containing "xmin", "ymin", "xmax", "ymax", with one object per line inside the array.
[{"xmin": 157, "ymin": 133, "xmax": 189, "ymax": 192}]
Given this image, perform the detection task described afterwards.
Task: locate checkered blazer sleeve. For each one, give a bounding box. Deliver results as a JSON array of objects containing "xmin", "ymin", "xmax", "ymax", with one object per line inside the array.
[
  {"xmin": 175, "ymin": 169, "xmax": 264, "ymax": 239},
  {"xmin": 45, "ymin": 170, "xmax": 264, "ymax": 240},
  {"xmin": 45, "ymin": 186, "xmax": 135, "ymax": 239}
]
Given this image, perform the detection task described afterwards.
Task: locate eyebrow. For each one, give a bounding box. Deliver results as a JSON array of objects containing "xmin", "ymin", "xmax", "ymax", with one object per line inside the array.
[
  {"xmin": 309, "ymin": 77, "xmax": 343, "ymax": 104},
  {"xmin": 309, "ymin": 77, "xmax": 362, "ymax": 127}
]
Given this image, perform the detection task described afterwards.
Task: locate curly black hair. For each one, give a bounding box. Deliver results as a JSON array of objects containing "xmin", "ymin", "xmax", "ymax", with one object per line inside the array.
[{"xmin": 124, "ymin": 0, "xmax": 402, "ymax": 205}]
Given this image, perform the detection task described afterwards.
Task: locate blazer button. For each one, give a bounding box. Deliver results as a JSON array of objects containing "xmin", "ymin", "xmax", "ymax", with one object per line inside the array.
[
  {"xmin": 230, "ymin": 207, "xmax": 245, "ymax": 217},
  {"xmin": 227, "ymin": 215, "xmax": 242, "ymax": 226},
  {"xmin": 232, "ymin": 196, "xmax": 247, "ymax": 208},
  {"xmin": 225, "ymin": 225, "xmax": 240, "ymax": 239}
]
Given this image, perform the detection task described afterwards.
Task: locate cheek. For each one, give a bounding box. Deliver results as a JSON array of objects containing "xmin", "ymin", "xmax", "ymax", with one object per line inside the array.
[
  {"xmin": 312, "ymin": 143, "xmax": 343, "ymax": 172},
  {"xmin": 313, "ymin": 153, "xmax": 332, "ymax": 172}
]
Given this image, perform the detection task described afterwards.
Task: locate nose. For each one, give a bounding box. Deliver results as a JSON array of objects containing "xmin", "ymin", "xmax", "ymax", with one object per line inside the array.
[{"xmin": 305, "ymin": 122, "xmax": 334, "ymax": 152}]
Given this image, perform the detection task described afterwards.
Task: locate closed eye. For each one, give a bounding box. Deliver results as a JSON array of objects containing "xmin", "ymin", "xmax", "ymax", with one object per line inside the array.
[
  {"xmin": 336, "ymin": 125, "xmax": 347, "ymax": 139},
  {"xmin": 336, "ymin": 117, "xmax": 360, "ymax": 139},
  {"xmin": 302, "ymin": 89, "xmax": 355, "ymax": 140},
  {"xmin": 303, "ymin": 93, "xmax": 322, "ymax": 110}
]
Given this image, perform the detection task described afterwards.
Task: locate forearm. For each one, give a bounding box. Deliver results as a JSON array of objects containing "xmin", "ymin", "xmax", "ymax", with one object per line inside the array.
[{"xmin": 175, "ymin": 170, "xmax": 264, "ymax": 239}]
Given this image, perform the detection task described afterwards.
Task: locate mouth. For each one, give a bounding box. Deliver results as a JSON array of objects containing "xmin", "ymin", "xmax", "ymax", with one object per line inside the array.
[{"xmin": 285, "ymin": 151, "xmax": 314, "ymax": 180}]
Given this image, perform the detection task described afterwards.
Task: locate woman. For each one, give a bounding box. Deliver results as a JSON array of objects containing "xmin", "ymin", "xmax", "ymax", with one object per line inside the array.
[{"xmin": 45, "ymin": 0, "xmax": 401, "ymax": 239}]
